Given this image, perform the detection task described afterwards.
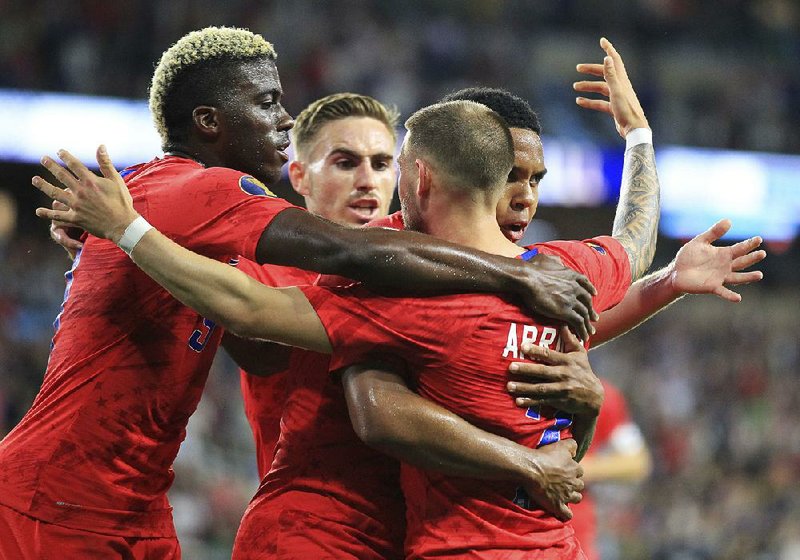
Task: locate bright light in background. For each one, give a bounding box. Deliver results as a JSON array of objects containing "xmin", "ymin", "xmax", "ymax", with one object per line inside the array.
[
  {"xmin": 658, "ymin": 147, "xmax": 799, "ymax": 241},
  {"xmin": 1, "ymin": 88, "xmax": 798, "ymax": 243},
  {"xmin": 0, "ymin": 89, "xmax": 161, "ymax": 168}
]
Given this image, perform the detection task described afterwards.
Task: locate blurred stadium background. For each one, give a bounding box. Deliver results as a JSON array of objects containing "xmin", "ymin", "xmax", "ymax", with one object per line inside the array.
[{"xmin": 1, "ymin": 1, "xmax": 798, "ymax": 558}]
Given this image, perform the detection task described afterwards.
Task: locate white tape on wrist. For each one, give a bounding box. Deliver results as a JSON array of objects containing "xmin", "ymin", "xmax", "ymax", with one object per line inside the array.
[
  {"xmin": 117, "ymin": 216, "xmax": 153, "ymax": 255},
  {"xmin": 625, "ymin": 128, "xmax": 653, "ymax": 149}
]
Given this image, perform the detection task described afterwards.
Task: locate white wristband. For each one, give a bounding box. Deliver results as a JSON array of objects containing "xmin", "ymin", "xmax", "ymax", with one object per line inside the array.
[
  {"xmin": 625, "ymin": 128, "xmax": 653, "ymax": 150},
  {"xmin": 117, "ymin": 216, "xmax": 153, "ymax": 255}
]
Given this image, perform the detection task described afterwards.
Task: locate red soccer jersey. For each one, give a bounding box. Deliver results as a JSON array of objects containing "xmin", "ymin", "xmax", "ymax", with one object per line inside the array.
[
  {"xmin": 233, "ymin": 347, "xmax": 406, "ymax": 560},
  {"xmin": 235, "ymin": 258, "xmax": 318, "ymax": 477},
  {"xmin": 301, "ymin": 237, "xmax": 631, "ymax": 559},
  {"xmin": 0, "ymin": 156, "xmax": 296, "ymax": 537},
  {"xmin": 569, "ymin": 380, "xmax": 633, "ymax": 560}
]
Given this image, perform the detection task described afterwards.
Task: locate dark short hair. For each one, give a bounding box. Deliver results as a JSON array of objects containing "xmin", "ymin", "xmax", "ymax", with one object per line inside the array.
[
  {"xmin": 441, "ymin": 87, "xmax": 541, "ymax": 134},
  {"xmin": 405, "ymin": 100, "xmax": 514, "ymax": 193}
]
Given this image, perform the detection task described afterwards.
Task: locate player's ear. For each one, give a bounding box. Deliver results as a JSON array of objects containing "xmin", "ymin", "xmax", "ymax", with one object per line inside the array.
[
  {"xmin": 192, "ymin": 106, "xmax": 221, "ymax": 140},
  {"xmin": 288, "ymin": 161, "xmax": 308, "ymax": 195},
  {"xmin": 416, "ymin": 159, "xmax": 431, "ymax": 198}
]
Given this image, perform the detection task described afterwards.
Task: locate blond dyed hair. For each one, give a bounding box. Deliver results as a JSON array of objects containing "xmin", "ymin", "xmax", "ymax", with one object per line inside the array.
[
  {"xmin": 149, "ymin": 26, "xmax": 276, "ymax": 145},
  {"xmin": 291, "ymin": 93, "xmax": 400, "ymax": 158}
]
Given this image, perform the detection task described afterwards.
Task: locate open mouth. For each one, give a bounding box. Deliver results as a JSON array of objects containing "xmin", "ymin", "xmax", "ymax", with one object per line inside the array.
[
  {"xmin": 501, "ymin": 222, "xmax": 528, "ymax": 243},
  {"xmin": 349, "ymin": 198, "xmax": 380, "ymax": 222}
]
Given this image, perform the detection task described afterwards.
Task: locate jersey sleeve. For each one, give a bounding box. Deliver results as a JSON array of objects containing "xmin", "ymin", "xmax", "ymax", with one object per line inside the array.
[
  {"xmin": 533, "ymin": 236, "xmax": 631, "ymax": 312},
  {"xmin": 235, "ymin": 257, "xmax": 319, "ymax": 288},
  {"xmin": 300, "ymin": 284, "xmax": 414, "ymax": 372},
  {"xmin": 146, "ymin": 166, "xmax": 300, "ymax": 261}
]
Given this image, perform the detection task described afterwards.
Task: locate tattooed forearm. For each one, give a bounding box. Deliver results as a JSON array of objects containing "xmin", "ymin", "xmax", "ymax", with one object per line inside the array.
[{"xmin": 612, "ymin": 143, "xmax": 660, "ymax": 281}]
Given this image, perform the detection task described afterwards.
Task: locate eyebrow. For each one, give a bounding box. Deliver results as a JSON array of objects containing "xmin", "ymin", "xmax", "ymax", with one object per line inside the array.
[
  {"xmin": 256, "ymin": 88, "xmax": 282, "ymax": 100},
  {"xmin": 328, "ymin": 147, "xmax": 394, "ymax": 160}
]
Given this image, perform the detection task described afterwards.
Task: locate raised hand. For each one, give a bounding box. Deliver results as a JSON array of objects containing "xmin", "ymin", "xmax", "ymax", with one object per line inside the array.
[
  {"xmin": 32, "ymin": 146, "xmax": 138, "ymax": 243},
  {"xmin": 507, "ymin": 326, "xmax": 603, "ymax": 415},
  {"xmin": 575, "ymin": 37, "xmax": 649, "ymax": 138},
  {"xmin": 671, "ymin": 219, "xmax": 765, "ymax": 302},
  {"xmin": 522, "ymin": 254, "xmax": 599, "ymax": 343},
  {"xmin": 49, "ymin": 199, "xmax": 84, "ymax": 259},
  {"xmin": 521, "ymin": 439, "xmax": 584, "ymax": 521}
]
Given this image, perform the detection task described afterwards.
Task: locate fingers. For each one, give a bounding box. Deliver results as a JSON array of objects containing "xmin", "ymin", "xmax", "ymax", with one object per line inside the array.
[
  {"xmin": 32, "ymin": 176, "xmax": 73, "ymax": 206},
  {"xmin": 724, "ymin": 270, "xmax": 764, "ymax": 285},
  {"xmin": 564, "ymin": 438, "xmax": 578, "ymax": 457},
  {"xmin": 568, "ymin": 312, "xmax": 590, "ymax": 343},
  {"xmin": 57, "ymin": 149, "xmax": 95, "ymax": 184},
  {"xmin": 96, "ymin": 145, "xmax": 121, "ymax": 180},
  {"xmin": 573, "ymin": 80, "xmax": 610, "ymax": 97},
  {"xmin": 600, "ymin": 37, "xmax": 627, "ymax": 77},
  {"xmin": 713, "ymin": 286, "xmax": 742, "ymax": 303},
  {"xmin": 35, "ymin": 206, "xmax": 71, "ymax": 222},
  {"xmin": 556, "ymin": 503, "xmax": 573, "ymax": 521},
  {"xmin": 575, "ymin": 97, "xmax": 612, "ymax": 115},
  {"xmin": 576, "ymin": 63, "xmax": 604, "ymax": 78},
  {"xmin": 559, "ymin": 325, "xmax": 585, "ymax": 352},
  {"xmin": 50, "ymin": 224, "xmax": 83, "ymax": 251},
  {"xmin": 577, "ymin": 273, "xmax": 597, "ymax": 297},
  {"xmin": 40, "ymin": 155, "xmax": 80, "ymax": 191},
  {"xmin": 696, "ymin": 218, "xmax": 733, "ymax": 244}
]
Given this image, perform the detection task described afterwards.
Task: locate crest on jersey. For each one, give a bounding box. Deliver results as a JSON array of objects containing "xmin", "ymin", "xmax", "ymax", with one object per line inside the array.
[
  {"xmin": 585, "ymin": 242, "xmax": 606, "ymax": 255},
  {"xmin": 239, "ymin": 175, "xmax": 276, "ymax": 197}
]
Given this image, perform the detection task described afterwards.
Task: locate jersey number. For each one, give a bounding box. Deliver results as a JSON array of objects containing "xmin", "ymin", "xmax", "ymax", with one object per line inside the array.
[{"xmin": 188, "ymin": 317, "xmax": 216, "ymax": 352}]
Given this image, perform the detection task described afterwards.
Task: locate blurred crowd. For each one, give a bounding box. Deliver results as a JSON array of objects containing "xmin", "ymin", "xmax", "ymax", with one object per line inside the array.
[
  {"xmin": 2, "ymin": 1, "xmax": 799, "ymax": 558},
  {"xmin": 1, "ymin": 0, "xmax": 799, "ymax": 153},
  {"xmin": 2, "ymin": 206, "xmax": 799, "ymax": 559}
]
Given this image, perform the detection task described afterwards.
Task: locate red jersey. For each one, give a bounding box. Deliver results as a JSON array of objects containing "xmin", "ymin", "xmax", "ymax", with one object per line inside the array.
[
  {"xmin": 570, "ymin": 381, "xmax": 635, "ymax": 560},
  {"xmin": 0, "ymin": 156, "xmax": 296, "ymax": 537},
  {"xmin": 301, "ymin": 237, "xmax": 631, "ymax": 559},
  {"xmin": 235, "ymin": 258, "xmax": 318, "ymax": 478},
  {"xmin": 233, "ymin": 214, "xmax": 407, "ymax": 559}
]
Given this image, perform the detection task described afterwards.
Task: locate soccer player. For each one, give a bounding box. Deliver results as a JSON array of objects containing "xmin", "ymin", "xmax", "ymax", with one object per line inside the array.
[
  {"xmin": 569, "ymin": 379, "xmax": 651, "ymax": 560},
  {"xmin": 227, "ymin": 92, "xmax": 401, "ymax": 477},
  {"xmin": 32, "ymin": 97, "xmax": 639, "ymax": 558},
  {"xmin": 1, "ymin": 27, "xmax": 598, "ymax": 558}
]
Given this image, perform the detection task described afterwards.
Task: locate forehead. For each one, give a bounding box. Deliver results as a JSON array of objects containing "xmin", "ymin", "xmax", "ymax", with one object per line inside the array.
[
  {"xmin": 231, "ymin": 59, "xmax": 281, "ymax": 93},
  {"xmin": 510, "ymin": 128, "xmax": 544, "ymax": 169},
  {"xmin": 311, "ymin": 116, "xmax": 395, "ymax": 155}
]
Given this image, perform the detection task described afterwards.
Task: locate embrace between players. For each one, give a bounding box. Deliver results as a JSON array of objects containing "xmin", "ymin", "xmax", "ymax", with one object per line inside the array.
[{"xmin": 1, "ymin": 26, "xmax": 765, "ymax": 560}]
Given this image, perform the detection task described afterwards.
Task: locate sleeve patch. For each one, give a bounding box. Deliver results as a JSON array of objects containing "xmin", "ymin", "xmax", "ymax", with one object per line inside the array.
[
  {"xmin": 239, "ymin": 175, "xmax": 276, "ymax": 197},
  {"xmin": 585, "ymin": 242, "xmax": 606, "ymax": 255}
]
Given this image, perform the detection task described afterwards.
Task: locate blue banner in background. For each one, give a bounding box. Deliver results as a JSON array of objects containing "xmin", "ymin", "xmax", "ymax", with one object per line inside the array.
[{"xmin": 1, "ymin": 88, "xmax": 797, "ymax": 243}]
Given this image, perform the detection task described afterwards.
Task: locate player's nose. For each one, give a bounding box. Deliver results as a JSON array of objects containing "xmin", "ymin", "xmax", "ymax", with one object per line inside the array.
[{"xmin": 354, "ymin": 161, "xmax": 377, "ymax": 191}]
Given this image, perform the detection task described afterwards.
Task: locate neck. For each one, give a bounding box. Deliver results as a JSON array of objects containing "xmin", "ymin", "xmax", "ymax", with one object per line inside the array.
[
  {"xmin": 423, "ymin": 197, "xmax": 523, "ymax": 259},
  {"xmin": 164, "ymin": 144, "xmax": 221, "ymax": 168}
]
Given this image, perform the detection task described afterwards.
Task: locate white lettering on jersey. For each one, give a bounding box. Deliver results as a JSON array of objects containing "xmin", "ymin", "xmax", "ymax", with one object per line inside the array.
[
  {"xmin": 503, "ymin": 323, "xmax": 519, "ymax": 359},
  {"xmin": 502, "ymin": 323, "xmax": 563, "ymax": 358},
  {"xmin": 539, "ymin": 326, "xmax": 557, "ymax": 350}
]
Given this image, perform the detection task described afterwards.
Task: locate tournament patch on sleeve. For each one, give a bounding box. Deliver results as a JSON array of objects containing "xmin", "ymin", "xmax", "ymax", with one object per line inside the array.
[
  {"xmin": 239, "ymin": 175, "xmax": 277, "ymax": 197},
  {"xmin": 584, "ymin": 241, "xmax": 607, "ymax": 255}
]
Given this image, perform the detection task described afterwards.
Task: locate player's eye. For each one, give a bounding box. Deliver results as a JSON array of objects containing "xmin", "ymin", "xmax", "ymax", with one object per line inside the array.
[
  {"xmin": 373, "ymin": 161, "xmax": 391, "ymax": 171},
  {"xmin": 335, "ymin": 159, "xmax": 356, "ymax": 169}
]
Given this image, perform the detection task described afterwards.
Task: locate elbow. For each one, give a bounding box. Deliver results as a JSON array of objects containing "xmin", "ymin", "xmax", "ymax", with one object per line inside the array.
[{"xmin": 348, "ymin": 390, "xmax": 400, "ymax": 450}]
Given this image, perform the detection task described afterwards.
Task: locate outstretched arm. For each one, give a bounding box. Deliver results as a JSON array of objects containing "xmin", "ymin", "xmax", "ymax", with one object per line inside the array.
[
  {"xmin": 342, "ymin": 361, "xmax": 584, "ymax": 521},
  {"xmin": 34, "ymin": 147, "xmax": 597, "ymax": 341},
  {"xmin": 575, "ymin": 38, "xmax": 660, "ymax": 281},
  {"xmin": 591, "ymin": 219, "xmax": 766, "ymax": 345}
]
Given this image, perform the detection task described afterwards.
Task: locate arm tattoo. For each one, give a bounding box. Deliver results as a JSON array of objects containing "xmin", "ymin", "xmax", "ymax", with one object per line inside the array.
[{"xmin": 612, "ymin": 143, "xmax": 660, "ymax": 281}]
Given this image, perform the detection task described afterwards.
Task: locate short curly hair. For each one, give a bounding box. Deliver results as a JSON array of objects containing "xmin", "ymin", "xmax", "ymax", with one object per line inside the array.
[
  {"xmin": 291, "ymin": 93, "xmax": 400, "ymax": 159},
  {"xmin": 149, "ymin": 27, "xmax": 277, "ymax": 147},
  {"xmin": 440, "ymin": 87, "xmax": 542, "ymax": 134}
]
